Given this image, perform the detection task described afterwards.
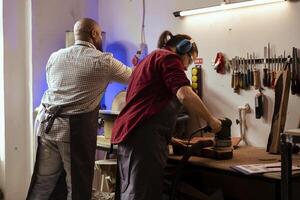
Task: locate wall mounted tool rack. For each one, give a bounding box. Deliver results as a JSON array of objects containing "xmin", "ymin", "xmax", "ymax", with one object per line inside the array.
[
  {"xmin": 228, "ymin": 57, "xmax": 294, "ymax": 66},
  {"xmin": 227, "ymin": 45, "xmax": 300, "ymax": 95}
]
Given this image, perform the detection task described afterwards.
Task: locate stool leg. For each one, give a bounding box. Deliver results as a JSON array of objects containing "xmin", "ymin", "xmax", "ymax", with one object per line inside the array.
[{"xmin": 115, "ymin": 159, "xmax": 121, "ymax": 200}]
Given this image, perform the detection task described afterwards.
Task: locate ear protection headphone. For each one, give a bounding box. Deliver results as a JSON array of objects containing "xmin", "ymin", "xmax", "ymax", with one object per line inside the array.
[{"xmin": 176, "ymin": 39, "xmax": 193, "ymax": 55}]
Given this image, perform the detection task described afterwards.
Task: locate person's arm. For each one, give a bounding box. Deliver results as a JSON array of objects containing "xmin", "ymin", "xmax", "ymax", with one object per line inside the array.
[
  {"xmin": 176, "ymin": 86, "xmax": 221, "ymax": 133},
  {"xmin": 108, "ymin": 54, "xmax": 132, "ymax": 83},
  {"xmin": 159, "ymin": 53, "xmax": 221, "ymax": 133}
]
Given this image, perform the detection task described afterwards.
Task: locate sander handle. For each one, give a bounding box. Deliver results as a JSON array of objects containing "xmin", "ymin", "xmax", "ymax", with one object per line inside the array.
[{"xmin": 189, "ymin": 118, "xmax": 232, "ymax": 140}]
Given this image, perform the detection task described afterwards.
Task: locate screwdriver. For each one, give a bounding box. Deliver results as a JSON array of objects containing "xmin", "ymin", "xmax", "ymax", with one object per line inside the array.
[
  {"xmin": 267, "ymin": 43, "xmax": 272, "ymax": 87},
  {"xmin": 263, "ymin": 46, "xmax": 268, "ymax": 87},
  {"xmin": 247, "ymin": 53, "xmax": 251, "ymax": 87},
  {"xmin": 250, "ymin": 54, "xmax": 254, "ymax": 86}
]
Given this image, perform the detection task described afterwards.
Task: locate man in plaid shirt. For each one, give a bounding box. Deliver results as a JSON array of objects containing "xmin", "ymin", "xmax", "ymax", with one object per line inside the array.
[{"xmin": 27, "ymin": 18, "xmax": 132, "ymax": 200}]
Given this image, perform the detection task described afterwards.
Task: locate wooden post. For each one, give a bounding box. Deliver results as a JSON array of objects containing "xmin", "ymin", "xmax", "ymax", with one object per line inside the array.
[{"xmin": 267, "ymin": 67, "xmax": 291, "ymax": 154}]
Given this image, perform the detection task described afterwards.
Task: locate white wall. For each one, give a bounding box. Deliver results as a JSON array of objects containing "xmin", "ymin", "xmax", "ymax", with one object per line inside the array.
[
  {"xmin": 32, "ymin": 0, "xmax": 99, "ymax": 108},
  {"xmin": 1, "ymin": 0, "xmax": 32, "ymax": 199},
  {"xmin": 99, "ymin": 0, "xmax": 300, "ymax": 148},
  {"xmin": 0, "ymin": 0, "xmax": 4, "ymax": 192}
]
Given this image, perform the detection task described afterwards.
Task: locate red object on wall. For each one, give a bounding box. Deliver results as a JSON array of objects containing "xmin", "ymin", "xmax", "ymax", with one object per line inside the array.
[{"xmin": 214, "ymin": 52, "xmax": 225, "ymax": 74}]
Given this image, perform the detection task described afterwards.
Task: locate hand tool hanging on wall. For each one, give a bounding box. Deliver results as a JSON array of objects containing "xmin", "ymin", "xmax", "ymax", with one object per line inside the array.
[
  {"xmin": 233, "ymin": 57, "xmax": 240, "ymax": 93},
  {"xmin": 267, "ymin": 43, "xmax": 272, "ymax": 87},
  {"xmin": 283, "ymin": 52, "xmax": 286, "ymax": 70},
  {"xmin": 231, "ymin": 58, "xmax": 235, "ymax": 89},
  {"xmin": 238, "ymin": 58, "xmax": 244, "ymax": 89},
  {"xmin": 246, "ymin": 53, "xmax": 251, "ymax": 87},
  {"xmin": 214, "ymin": 52, "xmax": 226, "ymax": 74},
  {"xmin": 267, "ymin": 56, "xmax": 292, "ymax": 154},
  {"xmin": 250, "ymin": 54, "xmax": 254, "ymax": 86},
  {"xmin": 253, "ymin": 53, "xmax": 261, "ymax": 90},
  {"xmin": 271, "ymin": 54, "xmax": 277, "ymax": 89},
  {"xmin": 263, "ymin": 46, "xmax": 268, "ymax": 87},
  {"xmin": 291, "ymin": 47, "xmax": 297, "ymax": 94},
  {"xmin": 243, "ymin": 58, "xmax": 249, "ymax": 89},
  {"xmin": 255, "ymin": 89, "xmax": 264, "ymax": 119}
]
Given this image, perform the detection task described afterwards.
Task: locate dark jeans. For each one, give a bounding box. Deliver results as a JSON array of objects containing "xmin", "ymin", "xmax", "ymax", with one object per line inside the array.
[{"xmin": 118, "ymin": 98, "xmax": 181, "ymax": 200}]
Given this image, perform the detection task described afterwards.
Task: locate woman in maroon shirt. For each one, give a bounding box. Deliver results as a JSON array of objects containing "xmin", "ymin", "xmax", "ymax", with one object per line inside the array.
[{"xmin": 112, "ymin": 30, "xmax": 221, "ymax": 200}]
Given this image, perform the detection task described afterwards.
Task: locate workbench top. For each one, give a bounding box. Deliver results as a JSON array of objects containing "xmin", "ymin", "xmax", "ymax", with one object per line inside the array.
[{"xmin": 168, "ymin": 146, "xmax": 300, "ymax": 179}]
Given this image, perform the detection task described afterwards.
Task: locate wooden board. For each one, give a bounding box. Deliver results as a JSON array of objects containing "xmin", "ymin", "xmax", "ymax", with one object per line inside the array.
[{"xmin": 267, "ymin": 69, "xmax": 291, "ymax": 154}]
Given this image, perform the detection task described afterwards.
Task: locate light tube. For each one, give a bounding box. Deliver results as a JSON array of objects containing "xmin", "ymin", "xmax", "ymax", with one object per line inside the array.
[{"xmin": 173, "ymin": 0, "xmax": 285, "ymax": 17}]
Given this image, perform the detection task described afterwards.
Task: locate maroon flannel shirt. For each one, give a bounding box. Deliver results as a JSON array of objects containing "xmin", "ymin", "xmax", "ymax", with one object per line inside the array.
[{"xmin": 111, "ymin": 48, "xmax": 190, "ymax": 144}]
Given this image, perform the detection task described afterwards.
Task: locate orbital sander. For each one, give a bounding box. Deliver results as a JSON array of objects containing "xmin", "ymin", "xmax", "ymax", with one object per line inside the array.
[
  {"xmin": 200, "ymin": 117, "xmax": 233, "ymax": 159},
  {"xmin": 173, "ymin": 118, "xmax": 233, "ymax": 160}
]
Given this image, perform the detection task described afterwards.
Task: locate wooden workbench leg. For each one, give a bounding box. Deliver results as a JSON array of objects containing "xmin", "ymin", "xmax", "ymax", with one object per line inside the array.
[{"xmin": 281, "ymin": 134, "xmax": 292, "ymax": 200}]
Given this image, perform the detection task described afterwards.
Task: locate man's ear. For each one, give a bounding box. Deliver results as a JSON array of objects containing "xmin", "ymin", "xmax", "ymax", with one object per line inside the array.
[{"xmin": 91, "ymin": 29, "xmax": 98, "ymax": 39}]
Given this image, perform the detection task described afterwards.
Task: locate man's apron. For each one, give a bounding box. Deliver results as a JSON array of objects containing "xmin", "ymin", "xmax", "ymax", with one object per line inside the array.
[{"xmin": 27, "ymin": 106, "xmax": 99, "ymax": 200}]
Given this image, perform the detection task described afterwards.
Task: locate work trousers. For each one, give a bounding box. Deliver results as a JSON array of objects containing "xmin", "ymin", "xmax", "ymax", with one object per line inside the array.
[
  {"xmin": 118, "ymin": 98, "xmax": 181, "ymax": 200},
  {"xmin": 27, "ymin": 108, "xmax": 99, "ymax": 200},
  {"xmin": 27, "ymin": 137, "xmax": 72, "ymax": 200}
]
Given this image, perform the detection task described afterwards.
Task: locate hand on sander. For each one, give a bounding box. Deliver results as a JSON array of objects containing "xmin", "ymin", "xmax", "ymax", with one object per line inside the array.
[
  {"xmin": 206, "ymin": 117, "xmax": 232, "ymax": 149},
  {"xmin": 200, "ymin": 117, "xmax": 233, "ymax": 159},
  {"xmin": 171, "ymin": 118, "xmax": 233, "ymax": 159}
]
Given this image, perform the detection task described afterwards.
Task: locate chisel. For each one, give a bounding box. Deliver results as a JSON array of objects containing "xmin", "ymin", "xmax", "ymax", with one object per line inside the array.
[
  {"xmin": 282, "ymin": 50, "xmax": 286, "ymax": 71},
  {"xmin": 231, "ymin": 58, "xmax": 234, "ymax": 89},
  {"xmin": 243, "ymin": 58, "xmax": 248, "ymax": 89},
  {"xmin": 253, "ymin": 53, "xmax": 261, "ymax": 90},
  {"xmin": 247, "ymin": 53, "xmax": 251, "ymax": 87},
  {"xmin": 250, "ymin": 54, "xmax": 254, "ymax": 86},
  {"xmin": 271, "ymin": 54, "xmax": 277, "ymax": 88},
  {"xmin": 267, "ymin": 43, "xmax": 272, "ymax": 87},
  {"xmin": 263, "ymin": 46, "xmax": 268, "ymax": 87},
  {"xmin": 238, "ymin": 58, "xmax": 243, "ymax": 89},
  {"xmin": 234, "ymin": 57, "xmax": 240, "ymax": 93}
]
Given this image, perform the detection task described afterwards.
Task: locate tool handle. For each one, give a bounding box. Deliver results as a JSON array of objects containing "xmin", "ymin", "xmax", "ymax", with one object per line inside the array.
[
  {"xmin": 239, "ymin": 73, "xmax": 243, "ymax": 89},
  {"xmin": 291, "ymin": 79, "xmax": 297, "ymax": 95},
  {"xmin": 250, "ymin": 70, "xmax": 254, "ymax": 86},
  {"xmin": 254, "ymin": 69, "xmax": 261, "ymax": 90},
  {"xmin": 267, "ymin": 71, "xmax": 272, "ymax": 87},
  {"xmin": 231, "ymin": 73, "xmax": 234, "ymax": 88},
  {"xmin": 247, "ymin": 69, "xmax": 251, "ymax": 87},
  {"xmin": 263, "ymin": 68, "xmax": 268, "ymax": 86},
  {"xmin": 200, "ymin": 118, "xmax": 232, "ymax": 137},
  {"xmin": 234, "ymin": 72, "xmax": 239, "ymax": 93},
  {"xmin": 243, "ymin": 73, "xmax": 248, "ymax": 89},
  {"xmin": 271, "ymin": 71, "xmax": 276, "ymax": 88},
  {"xmin": 255, "ymin": 92, "xmax": 264, "ymax": 119}
]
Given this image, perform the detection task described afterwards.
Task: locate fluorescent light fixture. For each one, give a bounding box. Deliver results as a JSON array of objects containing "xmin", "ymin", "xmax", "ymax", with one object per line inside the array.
[{"xmin": 173, "ymin": 0, "xmax": 286, "ymax": 17}]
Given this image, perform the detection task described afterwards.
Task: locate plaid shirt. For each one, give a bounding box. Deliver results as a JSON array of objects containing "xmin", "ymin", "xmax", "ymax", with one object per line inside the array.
[{"xmin": 35, "ymin": 40, "xmax": 132, "ymax": 142}]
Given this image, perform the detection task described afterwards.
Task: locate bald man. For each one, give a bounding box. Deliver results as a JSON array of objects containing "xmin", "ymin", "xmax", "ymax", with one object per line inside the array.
[{"xmin": 27, "ymin": 18, "xmax": 132, "ymax": 200}]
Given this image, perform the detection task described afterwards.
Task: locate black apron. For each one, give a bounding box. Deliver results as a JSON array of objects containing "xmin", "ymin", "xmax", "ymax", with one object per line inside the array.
[
  {"xmin": 116, "ymin": 97, "xmax": 182, "ymax": 200},
  {"xmin": 27, "ymin": 106, "xmax": 99, "ymax": 200}
]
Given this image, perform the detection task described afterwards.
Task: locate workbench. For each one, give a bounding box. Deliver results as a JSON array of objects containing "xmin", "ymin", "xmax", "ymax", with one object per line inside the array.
[{"xmin": 167, "ymin": 146, "xmax": 300, "ymax": 200}]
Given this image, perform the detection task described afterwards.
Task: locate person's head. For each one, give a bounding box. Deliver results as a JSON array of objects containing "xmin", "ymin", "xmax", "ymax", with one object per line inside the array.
[
  {"xmin": 73, "ymin": 18, "xmax": 102, "ymax": 50},
  {"xmin": 157, "ymin": 30, "xmax": 198, "ymax": 70}
]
